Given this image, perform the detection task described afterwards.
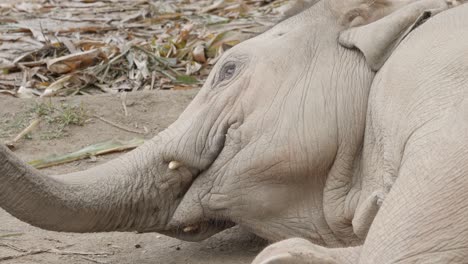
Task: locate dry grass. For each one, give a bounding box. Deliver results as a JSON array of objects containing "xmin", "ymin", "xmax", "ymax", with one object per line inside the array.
[
  {"xmin": 0, "ymin": 0, "xmax": 296, "ymax": 98},
  {"xmin": 0, "ymin": 102, "xmax": 89, "ymax": 140}
]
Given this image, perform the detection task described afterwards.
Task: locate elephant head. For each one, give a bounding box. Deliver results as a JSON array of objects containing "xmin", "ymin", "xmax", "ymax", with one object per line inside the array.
[{"xmin": 0, "ymin": 0, "xmax": 449, "ymax": 247}]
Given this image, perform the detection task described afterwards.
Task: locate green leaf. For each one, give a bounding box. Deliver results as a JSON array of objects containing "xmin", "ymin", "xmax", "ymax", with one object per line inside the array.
[
  {"xmin": 0, "ymin": 233, "xmax": 24, "ymax": 239},
  {"xmin": 132, "ymin": 46, "xmax": 178, "ymax": 67},
  {"xmin": 175, "ymin": 75, "xmax": 199, "ymax": 84},
  {"xmin": 202, "ymin": 14, "xmax": 230, "ymax": 25},
  {"xmin": 154, "ymin": 56, "xmax": 178, "ymax": 67},
  {"xmin": 206, "ymin": 31, "xmax": 242, "ymax": 58},
  {"xmin": 28, "ymin": 138, "xmax": 145, "ymax": 169}
]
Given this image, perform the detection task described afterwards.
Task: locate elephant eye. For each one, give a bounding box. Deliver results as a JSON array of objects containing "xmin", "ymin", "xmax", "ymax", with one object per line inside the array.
[{"xmin": 218, "ymin": 62, "xmax": 237, "ymax": 83}]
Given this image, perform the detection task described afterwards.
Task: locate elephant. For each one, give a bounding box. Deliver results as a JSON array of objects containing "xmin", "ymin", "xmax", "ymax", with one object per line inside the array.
[{"xmin": 1, "ymin": 0, "xmax": 468, "ymax": 263}]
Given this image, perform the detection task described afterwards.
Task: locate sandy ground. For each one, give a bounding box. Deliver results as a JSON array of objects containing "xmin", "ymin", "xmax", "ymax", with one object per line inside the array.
[{"xmin": 0, "ymin": 91, "xmax": 267, "ymax": 264}]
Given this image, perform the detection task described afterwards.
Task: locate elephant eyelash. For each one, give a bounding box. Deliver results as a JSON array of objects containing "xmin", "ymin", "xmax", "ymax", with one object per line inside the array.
[
  {"xmin": 213, "ymin": 61, "xmax": 239, "ymax": 87},
  {"xmin": 218, "ymin": 62, "xmax": 237, "ymax": 82},
  {"xmin": 211, "ymin": 54, "xmax": 249, "ymax": 87}
]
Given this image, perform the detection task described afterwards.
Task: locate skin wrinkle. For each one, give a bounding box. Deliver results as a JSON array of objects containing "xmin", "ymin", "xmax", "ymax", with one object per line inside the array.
[
  {"xmin": 205, "ymin": 106, "xmax": 332, "ymax": 242},
  {"xmin": 257, "ymin": 65, "xmax": 287, "ymax": 138},
  {"xmin": 251, "ymin": 117, "xmax": 280, "ymax": 171},
  {"xmin": 320, "ymin": 39, "xmax": 372, "ymax": 243},
  {"xmin": 290, "ymin": 92, "xmax": 309, "ymax": 190},
  {"xmin": 394, "ymin": 251, "xmax": 467, "ymax": 264},
  {"xmin": 193, "ymin": 104, "xmax": 247, "ymax": 215},
  {"xmin": 298, "ymin": 36, "xmax": 320, "ymax": 181},
  {"xmin": 170, "ymin": 97, "xmax": 226, "ymax": 170},
  {"xmin": 117, "ymin": 150, "xmax": 152, "ymax": 230},
  {"xmin": 324, "ymin": 75, "xmax": 342, "ymax": 225},
  {"xmin": 284, "ymin": 7, "xmax": 360, "ymax": 245},
  {"xmin": 129, "ymin": 152, "xmax": 149, "ymax": 229},
  {"xmin": 387, "ymin": 161, "xmax": 468, "ymax": 263},
  {"xmin": 398, "ymin": 117, "xmax": 438, "ymax": 169},
  {"xmin": 367, "ymin": 29, "xmax": 467, "ymax": 196},
  {"xmin": 201, "ymin": 90, "xmax": 236, "ymax": 159},
  {"xmin": 188, "ymin": 58, "xmax": 251, "ymax": 167},
  {"xmin": 2, "ymin": 146, "xmax": 123, "ymax": 231},
  {"xmin": 359, "ymin": 52, "xmax": 468, "ymax": 260},
  {"xmin": 194, "ymin": 121, "xmax": 206, "ymax": 162}
]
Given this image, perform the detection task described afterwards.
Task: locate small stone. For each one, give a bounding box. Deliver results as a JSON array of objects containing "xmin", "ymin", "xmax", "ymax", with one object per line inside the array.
[{"xmin": 135, "ymin": 244, "xmax": 142, "ymax": 249}]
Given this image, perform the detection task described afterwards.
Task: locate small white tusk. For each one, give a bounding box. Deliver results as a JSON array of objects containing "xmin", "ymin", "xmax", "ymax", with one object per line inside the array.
[
  {"xmin": 168, "ymin": 161, "xmax": 182, "ymax": 170},
  {"xmin": 183, "ymin": 225, "xmax": 198, "ymax": 233}
]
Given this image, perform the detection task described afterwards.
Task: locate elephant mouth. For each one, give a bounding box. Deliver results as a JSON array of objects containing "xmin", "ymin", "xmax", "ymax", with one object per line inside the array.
[
  {"xmin": 161, "ymin": 219, "xmax": 236, "ymax": 242},
  {"xmin": 160, "ymin": 164, "xmax": 236, "ymax": 241},
  {"xmin": 158, "ymin": 123, "xmax": 239, "ymax": 241}
]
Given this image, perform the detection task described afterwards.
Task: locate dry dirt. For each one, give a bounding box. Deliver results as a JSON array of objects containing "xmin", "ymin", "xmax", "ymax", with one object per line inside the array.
[{"xmin": 0, "ymin": 91, "xmax": 267, "ymax": 264}]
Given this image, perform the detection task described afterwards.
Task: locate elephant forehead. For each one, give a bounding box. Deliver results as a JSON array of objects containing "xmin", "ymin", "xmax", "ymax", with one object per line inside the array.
[{"xmin": 235, "ymin": 19, "xmax": 333, "ymax": 64}]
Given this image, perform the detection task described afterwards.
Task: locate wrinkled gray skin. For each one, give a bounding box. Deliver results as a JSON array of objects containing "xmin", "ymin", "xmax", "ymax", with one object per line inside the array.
[
  {"xmin": 1, "ymin": 0, "xmax": 468, "ymax": 263},
  {"xmin": 254, "ymin": 0, "xmax": 468, "ymax": 263}
]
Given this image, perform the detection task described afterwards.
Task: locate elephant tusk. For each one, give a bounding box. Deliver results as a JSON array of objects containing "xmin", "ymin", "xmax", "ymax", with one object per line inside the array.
[
  {"xmin": 183, "ymin": 225, "xmax": 198, "ymax": 232},
  {"xmin": 168, "ymin": 161, "xmax": 182, "ymax": 170}
]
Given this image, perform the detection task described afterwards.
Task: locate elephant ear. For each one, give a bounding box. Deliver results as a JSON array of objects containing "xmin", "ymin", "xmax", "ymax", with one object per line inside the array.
[{"xmin": 338, "ymin": 0, "xmax": 451, "ymax": 71}]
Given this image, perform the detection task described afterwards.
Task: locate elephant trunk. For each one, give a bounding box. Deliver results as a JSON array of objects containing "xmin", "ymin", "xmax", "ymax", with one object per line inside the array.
[{"xmin": 0, "ymin": 137, "xmax": 188, "ymax": 233}]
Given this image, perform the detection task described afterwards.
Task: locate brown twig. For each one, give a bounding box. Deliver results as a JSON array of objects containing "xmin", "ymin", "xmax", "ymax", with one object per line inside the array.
[
  {"xmin": 5, "ymin": 118, "xmax": 41, "ymax": 149},
  {"xmin": 0, "ymin": 249, "xmax": 48, "ymax": 262},
  {"xmin": 0, "ymin": 246, "xmax": 113, "ymax": 262},
  {"xmin": 0, "ymin": 242, "xmax": 27, "ymax": 252},
  {"xmin": 93, "ymin": 115, "xmax": 146, "ymax": 135},
  {"xmin": 120, "ymin": 92, "xmax": 129, "ymax": 117},
  {"xmin": 49, "ymin": 249, "xmax": 112, "ymax": 256},
  {"xmin": 79, "ymin": 256, "xmax": 108, "ymax": 264}
]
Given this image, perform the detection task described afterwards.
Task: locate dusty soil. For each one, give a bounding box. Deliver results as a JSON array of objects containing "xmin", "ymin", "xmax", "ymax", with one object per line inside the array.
[{"xmin": 0, "ymin": 91, "xmax": 266, "ymax": 264}]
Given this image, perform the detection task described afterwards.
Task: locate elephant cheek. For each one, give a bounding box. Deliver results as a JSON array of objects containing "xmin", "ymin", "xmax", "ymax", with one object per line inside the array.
[
  {"xmin": 207, "ymin": 184, "xmax": 292, "ymax": 221},
  {"xmin": 207, "ymin": 193, "xmax": 232, "ymax": 211}
]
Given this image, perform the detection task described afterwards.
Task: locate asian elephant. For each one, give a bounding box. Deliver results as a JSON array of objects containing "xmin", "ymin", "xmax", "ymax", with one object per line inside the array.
[{"xmin": 1, "ymin": 0, "xmax": 468, "ymax": 263}]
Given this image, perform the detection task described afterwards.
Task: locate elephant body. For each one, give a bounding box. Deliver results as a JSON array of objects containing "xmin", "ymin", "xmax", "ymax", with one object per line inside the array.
[
  {"xmin": 256, "ymin": 1, "xmax": 468, "ymax": 263},
  {"xmin": 1, "ymin": 0, "xmax": 468, "ymax": 263},
  {"xmin": 356, "ymin": 3, "xmax": 468, "ymax": 262}
]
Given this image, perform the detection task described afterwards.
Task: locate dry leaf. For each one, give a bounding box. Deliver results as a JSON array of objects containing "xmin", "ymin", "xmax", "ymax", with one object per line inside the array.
[
  {"xmin": 47, "ymin": 49, "xmax": 106, "ymax": 74},
  {"xmin": 192, "ymin": 45, "xmax": 207, "ymax": 63},
  {"xmin": 0, "ymin": 0, "xmax": 291, "ymax": 97}
]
